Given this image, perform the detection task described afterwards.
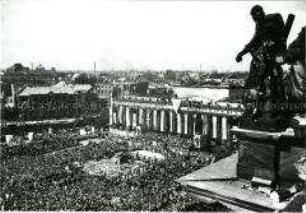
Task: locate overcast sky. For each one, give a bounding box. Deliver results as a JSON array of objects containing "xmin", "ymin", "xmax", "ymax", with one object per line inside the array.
[{"xmin": 1, "ymin": 0, "xmax": 305, "ymax": 72}]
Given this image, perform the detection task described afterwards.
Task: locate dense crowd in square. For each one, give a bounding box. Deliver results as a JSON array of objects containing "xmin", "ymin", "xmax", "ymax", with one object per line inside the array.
[{"xmin": 0, "ymin": 130, "xmax": 234, "ymax": 211}]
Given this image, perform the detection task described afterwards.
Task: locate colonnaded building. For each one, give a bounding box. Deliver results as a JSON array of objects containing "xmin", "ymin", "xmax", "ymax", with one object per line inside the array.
[{"xmin": 109, "ymin": 92, "xmax": 244, "ymax": 142}]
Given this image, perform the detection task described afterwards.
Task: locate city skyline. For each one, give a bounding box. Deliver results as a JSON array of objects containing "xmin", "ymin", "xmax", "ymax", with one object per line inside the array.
[{"xmin": 2, "ymin": 0, "xmax": 306, "ymax": 71}]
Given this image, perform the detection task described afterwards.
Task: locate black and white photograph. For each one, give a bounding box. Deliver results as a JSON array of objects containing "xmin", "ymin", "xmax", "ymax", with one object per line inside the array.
[{"xmin": 1, "ymin": 0, "xmax": 305, "ymax": 211}]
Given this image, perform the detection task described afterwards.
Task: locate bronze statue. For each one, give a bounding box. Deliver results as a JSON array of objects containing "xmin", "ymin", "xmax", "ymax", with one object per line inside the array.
[
  {"xmin": 284, "ymin": 27, "xmax": 305, "ymax": 106},
  {"xmin": 236, "ymin": 5, "xmax": 293, "ymax": 103}
]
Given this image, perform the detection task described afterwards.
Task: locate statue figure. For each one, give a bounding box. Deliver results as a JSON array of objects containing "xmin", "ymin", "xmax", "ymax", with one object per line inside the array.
[
  {"xmin": 236, "ymin": 5, "xmax": 287, "ymax": 102},
  {"xmin": 284, "ymin": 26, "xmax": 305, "ymax": 109}
]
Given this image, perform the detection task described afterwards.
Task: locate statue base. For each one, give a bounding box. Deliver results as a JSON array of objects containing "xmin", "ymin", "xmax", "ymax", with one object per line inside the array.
[
  {"xmin": 237, "ymin": 139, "xmax": 277, "ymax": 183},
  {"xmin": 232, "ymin": 126, "xmax": 305, "ymax": 186},
  {"xmin": 240, "ymin": 110, "xmax": 290, "ymax": 132}
]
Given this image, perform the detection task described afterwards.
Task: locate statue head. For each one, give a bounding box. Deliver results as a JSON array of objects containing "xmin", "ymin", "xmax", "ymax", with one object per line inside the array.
[{"xmin": 250, "ymin": 5, "xmax": 265, "ymax": 23}]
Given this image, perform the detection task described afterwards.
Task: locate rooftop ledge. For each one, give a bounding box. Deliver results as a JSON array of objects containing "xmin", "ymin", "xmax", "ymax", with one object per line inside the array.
[
  {"xmin": 231, "ymin": 126, "xmax": 295, "ymax": 141},
  {"xmin": 177, "ymin": 153, "xmax": 290, "ymax": 212}
]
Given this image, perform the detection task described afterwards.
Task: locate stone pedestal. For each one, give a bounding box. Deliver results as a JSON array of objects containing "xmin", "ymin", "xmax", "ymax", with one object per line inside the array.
[
  {"xmin": 178, "ymin": 112, "xmax": 305, "ymax": 212},
  {"xmin": 237, "ymin": 139, "xmax": 277, "ymax": 181},
  {"xmin": 232, "ymin": 127, "xmax": 306, "ymax": 185},
  {"xmin": 278, "ymin": 136, "xmax": 306, "ymax": 183}
]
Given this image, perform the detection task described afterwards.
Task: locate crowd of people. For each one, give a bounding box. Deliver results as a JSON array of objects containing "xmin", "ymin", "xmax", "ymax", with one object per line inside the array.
[
  {"xmin": 1, "ymin": 130, "xmax": 232, "ymax": 211},
  {"xmin": 1, "ymin": 128, "xmax": 99, "ymax": 160}
]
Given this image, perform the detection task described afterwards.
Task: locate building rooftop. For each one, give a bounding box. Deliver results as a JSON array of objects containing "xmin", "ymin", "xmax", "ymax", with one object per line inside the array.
[
  {"xmin": 18, "ymin": 81, "xmax": 92, "ymax": 96},
  {"xmin": 177, "ymin": 153, "xmax": 289, "ymax": 211},
  {"xmin": 73, "ymin": 84, "xmax": 92, "ymax": 93}
]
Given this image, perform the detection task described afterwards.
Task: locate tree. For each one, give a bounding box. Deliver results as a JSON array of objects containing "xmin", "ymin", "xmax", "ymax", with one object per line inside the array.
[
  {"xmin": 13, "ymin": 63, "xmax": 24, "ymax": 72},
  {"xmin": 74, "ymin": 73, "xmax": 96, "ymax": 85}
]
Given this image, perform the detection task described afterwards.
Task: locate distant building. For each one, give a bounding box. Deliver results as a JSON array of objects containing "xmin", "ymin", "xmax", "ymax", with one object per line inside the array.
[
  {"xmin": 10, "ymin": 82, "xmax": 105, "ymax": 121},
  {"xmin": 1, "ymin": 67, "xmax": 57, "ymax": 89},
  {"xmin": 111, "ymin": 93, "xmax": 244, "ymax": 142},
  {"xmin": 94, "ymin": 84, "xmax": 114, "ymax": 99},
  {"xmin": 147, "ymin": 87, "xmax": 174, "ymax": 98},
  {"xmin": 112, "ymin": 82, "xmax": 149, "ymax": 97},
  {"xmin": 224, "ymin": 78, "xmax": 245, "ymax": 87},
  {"xmin": 73, "ymin": 84, "xmax": 93, "ymax": 94},
  {"xmin": 130, "ymin": 82, "xmax": 149, "ymax": 96}
]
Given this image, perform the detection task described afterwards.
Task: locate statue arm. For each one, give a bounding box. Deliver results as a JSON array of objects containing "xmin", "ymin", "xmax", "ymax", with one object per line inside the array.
[
  {"xmin": 237, "ymin": 25, "xmax": 261, "ymax": 60},
  {"xmin": 236, "ymin": 29, "xmax": 258, "ymax": 62}
]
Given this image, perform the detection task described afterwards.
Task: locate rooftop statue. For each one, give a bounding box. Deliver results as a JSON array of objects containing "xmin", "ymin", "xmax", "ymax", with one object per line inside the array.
[
  {"xmin": 284, "ymin": 26, "xmax": 305, "ymax": 106},
  {"xmin": 236, "ymin": 5, "xmax": 296, "ymax": 131},
  {"xmin": 178, "ymin": 8, "xmax": 305, "ymax": 212},
  {"xmin": 236, "ymin": 5, "xmax": 290, "ymax": 99}
]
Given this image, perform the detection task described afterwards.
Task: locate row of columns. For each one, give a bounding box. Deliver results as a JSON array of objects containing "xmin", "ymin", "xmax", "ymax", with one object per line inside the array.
[{"xmin": 111, "ymin": 106, "xmax": 231, "ymax": 140}]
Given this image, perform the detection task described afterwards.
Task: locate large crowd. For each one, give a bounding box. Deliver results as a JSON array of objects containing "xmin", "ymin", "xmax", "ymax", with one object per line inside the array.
[
  {"xmin": 0, "ymin": 130, "xmax": 234, "ymax": 211},
  {"xmin": 1, "ymin": 128, "xmax": 100, "ymax": 160}
]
